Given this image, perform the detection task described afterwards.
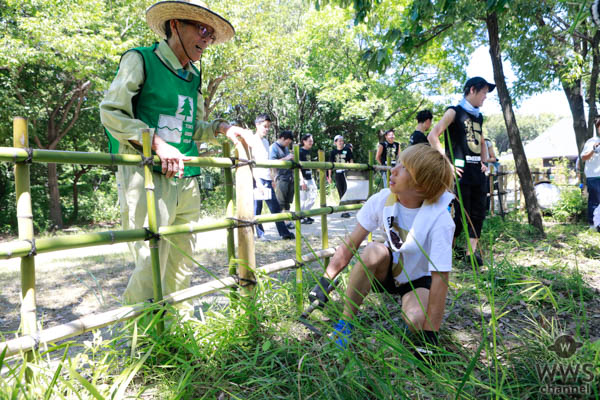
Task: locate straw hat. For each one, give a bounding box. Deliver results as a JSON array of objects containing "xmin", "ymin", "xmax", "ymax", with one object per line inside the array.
[{"xmin": 146, "ymin": 0, "xmax": 235, "ymax": 45}]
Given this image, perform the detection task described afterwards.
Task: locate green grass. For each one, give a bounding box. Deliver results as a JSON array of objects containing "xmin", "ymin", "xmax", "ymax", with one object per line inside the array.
[{"xmin": 1, "ymin": 212, "xmax": 599, "ymax": 399}]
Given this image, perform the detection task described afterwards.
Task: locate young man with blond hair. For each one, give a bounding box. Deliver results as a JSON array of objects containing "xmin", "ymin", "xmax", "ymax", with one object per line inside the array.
[{"xmin": 309, "ymin": 144, "xmax": 455, "ymax": 348}]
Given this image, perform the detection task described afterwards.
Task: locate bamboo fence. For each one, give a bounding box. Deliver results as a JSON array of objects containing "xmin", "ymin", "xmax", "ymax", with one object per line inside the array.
[{"xmin": 0, "ymin": 117, "xmax": 386, "ymax": 365}]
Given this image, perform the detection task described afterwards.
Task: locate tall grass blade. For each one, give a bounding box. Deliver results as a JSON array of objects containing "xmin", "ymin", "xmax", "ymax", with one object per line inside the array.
[{"xmin": 68, "ymin": 364, "xmax": 106, "ymax": 400}]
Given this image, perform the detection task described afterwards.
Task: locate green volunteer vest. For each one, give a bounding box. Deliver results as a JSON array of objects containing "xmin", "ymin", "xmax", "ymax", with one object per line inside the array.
[{"xmin": 106, "ymin": 43, "xmax": 202, "ymax": 177}]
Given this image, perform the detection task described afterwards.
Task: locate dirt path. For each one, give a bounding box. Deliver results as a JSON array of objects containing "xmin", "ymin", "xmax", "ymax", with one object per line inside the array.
[{"xmin": 0, "ymin": 212, "xmax": 373, "ymax": 334}]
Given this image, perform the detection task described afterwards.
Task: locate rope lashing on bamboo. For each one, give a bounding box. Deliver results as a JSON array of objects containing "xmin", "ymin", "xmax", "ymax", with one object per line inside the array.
[
  {"xmin": 139, "ymin": 155, "xmax": 154, "ymax": 167},
  {"xmin": 327, "ymin": 206, "xmax": 336, "ymax": 215},
  {"xmin": 109, "ymin": 231, "xmax": 116, "ymax": 245},
  {"xmin": 289, "ymin": 211, "xmax": 303, "ymax": 221},
  {"xmin": 17, "ymin": 147, "xmax": 34, "ymax": 164},
  {"xmin": 228, "ymin": 157, "xmax": 256, "ymax": 169},
  {"xmin": 293, "ymin": 260, "xmax": 305, "ymax": 269},
  {"xmin": 24, "ymin": 239, "xmax": 37, "ymax": 257},
  {"xmin": 231, "ymin": 274, "xmax": 257, "ymax": 288},
  {"xmin": 144, "ymin": 228, "xmax": 160, "ymax": 242},
  {"xmin": 226, "ymin": 216, "xmax": 256, "ymax": 228},
  {"xmin": 289, "ymin": 160, "xmax": 301, "ymax": 169}
]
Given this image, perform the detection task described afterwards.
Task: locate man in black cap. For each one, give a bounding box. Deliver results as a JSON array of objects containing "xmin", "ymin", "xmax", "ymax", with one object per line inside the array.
[{"xmin": 428, "ymin": 77, "xmax": 493, "ymax": 265}]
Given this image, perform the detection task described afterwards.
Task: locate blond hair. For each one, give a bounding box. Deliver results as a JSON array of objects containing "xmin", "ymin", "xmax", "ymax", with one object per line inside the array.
[{"xmin": 399, "ymin": 144, "xmax": 454, "ymax": 203}]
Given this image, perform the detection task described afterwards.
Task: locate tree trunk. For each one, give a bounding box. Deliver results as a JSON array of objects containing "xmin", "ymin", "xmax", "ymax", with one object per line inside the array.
[
  {"xmin": 586, "ymin": 31, "xmax": 600, "ymax": 138},
  {"xmin": 47, "ymin": 162, "xmax": 63, "ymax": 229},
  {"xmin": 71, "ymin": 165, "xmax": 90, "ymax": 223},
  {"xmin": 486, "ymin": 11, "xmax": 544, "ymax": 234},
  {"xmin": 562, "ymin": 79, "xmax": 589, "ymax": 153}
]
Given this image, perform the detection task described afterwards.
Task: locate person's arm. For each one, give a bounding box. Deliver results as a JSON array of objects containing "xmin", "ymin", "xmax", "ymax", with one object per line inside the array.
[
  {"xmin": 375, "ymin": 143, "xmax": 384, "ymax": 165},
  {"xmin": 487, "ymin": 143, "xmax": 497, "ymax": 163},
  {"xmin": 581, "ymin": 140, "xmax": 599, "ymax": 161},
  {"xmin": 427, "ymin": 108, "xmax": 456, "ymax": 156},
  {"xmin": 299, "ymin": 151, "xmax": 307, "ymax": 190},
  {"xmin": 100, "ymin": 51, "xmax": 154, "ymax": 147},
  {"xmin": 323, "ymin": 223, "xmax": 370, "ymax": 280},
  {"xmin": 479, "ymin": 133, "xmax": 489, "ymax": 164},
  {"xmin": 422, "ymin": 271, "xmax": 449, "ymax": 332}
]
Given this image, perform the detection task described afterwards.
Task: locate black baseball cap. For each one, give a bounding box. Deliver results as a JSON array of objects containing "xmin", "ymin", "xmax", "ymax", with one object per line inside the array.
[{"xmin": 464, "ymin": 77, "xmax": 496, "ymax": 93}]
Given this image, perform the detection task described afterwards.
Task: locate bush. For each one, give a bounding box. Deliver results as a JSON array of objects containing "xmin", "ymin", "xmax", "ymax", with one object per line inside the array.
[{"xmin": 550, "ymin": 187, "xmax": 586, "ymax": 223}]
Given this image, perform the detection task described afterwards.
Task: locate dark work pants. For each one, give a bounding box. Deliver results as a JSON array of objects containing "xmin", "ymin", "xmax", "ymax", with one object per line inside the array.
[
  {"xmin": 255, "ymin": 178, "xmax": 292, "ymax": 238},
  {"xmin": 334, "ymin": 172, "xmax": 347, "ymax": 202},
  {"xmin": 587, "ymin": 177, "xmax": 600, "ymax": 225},
  {"xmin": 453, "ymin": 181, "xmax": 486, "ymax": 239}
]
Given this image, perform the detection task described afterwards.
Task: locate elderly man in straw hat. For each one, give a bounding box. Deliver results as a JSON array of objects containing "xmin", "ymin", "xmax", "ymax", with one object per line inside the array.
[{"xmin": 100, "ymin": 0, "xmax": 252, "ymax": 317}]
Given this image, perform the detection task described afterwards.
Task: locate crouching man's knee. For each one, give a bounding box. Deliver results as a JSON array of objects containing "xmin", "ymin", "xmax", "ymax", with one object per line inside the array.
[
  {"xmin": 359, "ymin": 242, "xmax": 391, "ymax": 276},
  {"xmin": 403, "ymin": 310, "xmax": 426, "ymax": 331}
]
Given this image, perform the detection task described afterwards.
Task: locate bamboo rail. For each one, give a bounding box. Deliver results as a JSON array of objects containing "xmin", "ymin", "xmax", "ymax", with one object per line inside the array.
[
  {"xmin": 1, "ymin": 116, "xmax": 380, "ymax": 369},
  {"xmin": 0, "ymin": 205, "xmax": 362, "ymax": 261},
  {"xmin": 0, "ymin": 248, "xmax": 337, "ymax": 358},
  {"xmin": 0, "ymin": 147, "xmax": 389, "ymax": 172}
]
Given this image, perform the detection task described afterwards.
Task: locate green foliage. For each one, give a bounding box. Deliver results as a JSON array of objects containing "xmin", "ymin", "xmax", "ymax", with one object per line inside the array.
[
  {"xmin": 2, "ymin": 215, "xmax": 598, "ymax": 398},
  {"xmin": 549, "ymin": 186, "xmax": 586, "ymax": 223}
]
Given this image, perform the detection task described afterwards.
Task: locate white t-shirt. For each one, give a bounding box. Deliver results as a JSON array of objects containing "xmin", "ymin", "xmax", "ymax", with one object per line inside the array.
[
  {"xmin": 581, "ymin": 137, "xmax": 600, "ymax": 178},
  {"xmin": 356, "ymin": 189, "xmax": 454, "ymax": 284},
  {"xmin": 249, "ymin": 134, "xmax": 272, "ymax": 181}
]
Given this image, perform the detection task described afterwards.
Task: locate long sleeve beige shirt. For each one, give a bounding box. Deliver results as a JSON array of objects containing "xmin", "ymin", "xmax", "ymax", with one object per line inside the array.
[{"xmin": 100, "ymin": 40, "xmax": 221, "ymax": 154}]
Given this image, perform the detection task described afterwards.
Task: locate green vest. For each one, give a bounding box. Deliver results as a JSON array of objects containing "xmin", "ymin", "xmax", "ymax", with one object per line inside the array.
[{"xmin": 106, "ymin": 43, "xmax": 202, "ymax": 177}]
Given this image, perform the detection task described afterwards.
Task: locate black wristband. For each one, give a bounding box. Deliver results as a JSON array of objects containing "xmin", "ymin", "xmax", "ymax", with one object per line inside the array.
[{"xmin": 319, "ymin": 276, "xmax": 332, "ymax": 290}]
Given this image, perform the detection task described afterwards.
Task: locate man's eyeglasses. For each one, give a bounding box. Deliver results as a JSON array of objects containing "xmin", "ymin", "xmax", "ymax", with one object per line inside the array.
[{"xmin": 180, "ymin": 20, "xmax": 216, "ymax": 42}]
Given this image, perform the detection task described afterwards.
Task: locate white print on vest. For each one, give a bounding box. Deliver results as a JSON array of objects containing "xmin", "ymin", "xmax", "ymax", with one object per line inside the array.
[
  {"xmin": 156, "ymin": 95, "xmax": 194, "ymax": 144},
  {"xmin": 157, "ymin": 114, "xmax": 183, "ymax": 143},
  {"xmin": 176, "ymin": 95, "xmax": 194, "ymax": 123},
  {"xmin": 466, "ymin": 155, "xmax": 481, "ymax": 163}
]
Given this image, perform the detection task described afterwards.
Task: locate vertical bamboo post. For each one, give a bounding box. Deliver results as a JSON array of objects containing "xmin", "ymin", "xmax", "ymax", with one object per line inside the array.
[
  {"xmin": 234, "ymin": 140, "xmax": 256, "ymax": 300},
  {"xmin": 14, "ymin": 117, "xmax": 36, "ymax": 377},
  {"xmin": 368, "ymin": 151, "xmax": 374, "ymax": 242},
  {"xmin": 386, "ymin": 153, "xmax": 391, "ymax": 187},
  {"xmin": 223, "ymin": 142, "xmax": 236, "ymax": 274},
  {"xmin": 293, "ymin": 145, "xmax": 302, "ymax": 311},
  {"xmin": 318, "ymin": 150, "xmax": 329, "ymax": 267},
  {"xmin": 142, "ymin": 129, "xmax": 164, "ymax": 334},
  {"xmin": 223, "ymin": 142, "xmax": 237, "ymax": 302}
]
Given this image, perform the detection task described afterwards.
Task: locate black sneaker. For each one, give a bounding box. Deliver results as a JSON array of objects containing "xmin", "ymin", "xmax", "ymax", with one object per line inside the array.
[
  {"xmin": 341, "ymin": 212, "xmax": 351, "ymax": 218},
  {"xmin": 307, "ymin": 217, "xmax": 315, "ymax": 223},
  {"xmin": 286, "ymin": 222, "xmax": 295, "ymax": 229},
  {"xmin": 464, "ymin": 250, "xmax": 483, "ymax": 266},
  {"xmin": 300, "ymin": 217, "xmax": 313, "ymax": 224},
  {"xmin": 281, "ymin": 233, "xmax": 295, "ymax": 240},
  {"xmin": 308, "ymin": 276, "xmax": 332, "ymax": 307}
]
